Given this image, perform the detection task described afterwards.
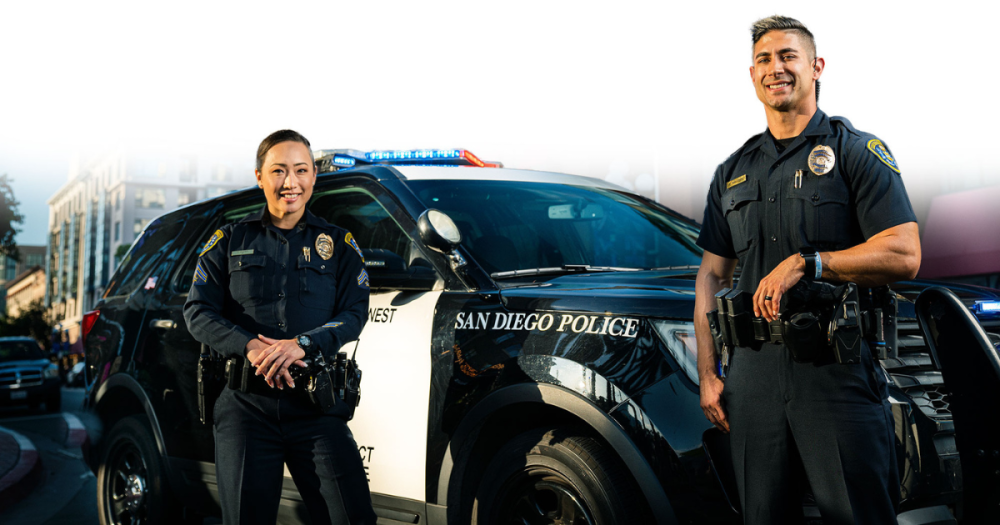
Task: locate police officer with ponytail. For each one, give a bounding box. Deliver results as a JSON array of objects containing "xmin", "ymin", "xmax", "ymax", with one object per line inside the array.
[{"xmin": 184, "ymin": 130, "xmax": 377, "ymax": 524}]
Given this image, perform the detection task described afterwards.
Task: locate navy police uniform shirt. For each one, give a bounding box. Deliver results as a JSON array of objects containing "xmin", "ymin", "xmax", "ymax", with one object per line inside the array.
[
  {"xmin": 183, "ymin": 207, "xmax": 370, "ymax": 359},
  {"xmin": 697, "ymin": 109, "xmax": 917, "ymax": 293}
]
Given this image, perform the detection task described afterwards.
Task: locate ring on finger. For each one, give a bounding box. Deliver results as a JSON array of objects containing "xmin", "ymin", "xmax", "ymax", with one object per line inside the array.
[{"xmin": 764, "ymin": 295, "xmax": 773, "ymax": 301}]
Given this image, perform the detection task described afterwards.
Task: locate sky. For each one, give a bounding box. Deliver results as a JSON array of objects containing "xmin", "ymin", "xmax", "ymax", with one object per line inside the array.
[{"xmin": 2, "ymin": 1, "xmax": 999, "ymax": 248}]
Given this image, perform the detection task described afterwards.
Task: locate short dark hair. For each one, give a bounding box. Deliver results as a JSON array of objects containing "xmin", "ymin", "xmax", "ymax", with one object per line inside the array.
[
  {"xmin": 256, "ymin": 129, "xmax": 314, "ymax": 172},
  {"xmin": 751, "ymin": 15, "xmax": 820, "ymax": 102}
]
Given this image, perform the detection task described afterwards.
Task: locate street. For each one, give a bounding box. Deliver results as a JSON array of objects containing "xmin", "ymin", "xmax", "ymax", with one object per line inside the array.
[{"xmin": 0, "ymin": 386, "xmax": 99, "ymax": 525}]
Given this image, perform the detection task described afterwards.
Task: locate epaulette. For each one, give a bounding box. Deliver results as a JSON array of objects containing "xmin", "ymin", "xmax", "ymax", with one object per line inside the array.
[{"xmin": 830, "ymin": 116, "xmax": 862, "ymax": 137}]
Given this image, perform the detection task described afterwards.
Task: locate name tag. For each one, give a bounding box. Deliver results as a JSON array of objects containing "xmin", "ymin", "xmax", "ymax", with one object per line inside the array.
[
  {"xmin": 726, "ymin": 174, "xmax": 747, "ymax": 189},
  {"xmin": 231, "ymin": 249, "xmax": 255, "ymax": 256}
]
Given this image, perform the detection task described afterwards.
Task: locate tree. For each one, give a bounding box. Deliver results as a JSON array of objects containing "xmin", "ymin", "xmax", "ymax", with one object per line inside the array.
[
  {"xmin": 0, "ymin": 173, "xmax": 24, "ymax": 261},
  {"xmin": 0, "ymin": 299, "xmax": 53, "ymax": 350}
]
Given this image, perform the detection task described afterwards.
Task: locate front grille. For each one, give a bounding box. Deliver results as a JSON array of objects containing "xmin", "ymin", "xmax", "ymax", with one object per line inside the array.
[
  {"xmin": 885, "ymin": 320, "xmax": 1000, "ymax": 421},
  {"xmin": 884, "ymin": 322, "xmax": 951, "ymax": 421},
  {"xmin": 0, "ymin": 369, "xmax": 44, "ymax": 388}
]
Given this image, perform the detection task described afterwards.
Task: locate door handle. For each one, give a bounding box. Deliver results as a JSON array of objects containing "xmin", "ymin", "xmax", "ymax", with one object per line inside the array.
[{"xmin": 150, "ymin": 319, "xmax": 177, "ymax": 330}]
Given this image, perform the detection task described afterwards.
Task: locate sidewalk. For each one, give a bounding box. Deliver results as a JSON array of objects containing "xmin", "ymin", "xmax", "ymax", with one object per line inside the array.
[{"xmin": 0, "ymin": 424, "xmax": 42, "ymax": 512}]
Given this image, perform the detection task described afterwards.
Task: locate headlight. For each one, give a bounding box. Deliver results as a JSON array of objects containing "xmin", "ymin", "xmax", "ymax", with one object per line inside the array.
[
  {"xmin": 650, "ymin": 320, "xmax": 700, "ymax": 385},
  {"xmin": 43, "ymin": 365, "xmax": 60, "ymax": 379}
]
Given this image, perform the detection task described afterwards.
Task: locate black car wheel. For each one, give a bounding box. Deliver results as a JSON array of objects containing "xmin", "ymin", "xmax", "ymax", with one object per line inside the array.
[
  {"xmin": 472, "ymin": 426, "xmax": 645, "ymax": 525},
  {"xmin": 97, "ymin": 416, "xmax": 180, "ymax": 525}
]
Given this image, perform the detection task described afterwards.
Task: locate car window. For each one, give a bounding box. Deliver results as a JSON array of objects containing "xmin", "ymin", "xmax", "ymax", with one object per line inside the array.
[
  {"xmin": 0, "ymin": 341, "xmax": 45, "ymax": 361},
  {"xmin": 309, "ymin": 188, "xmax": 418, "ymax": 266},
  {"xmin": 408, "ymin": 180, "xmax": 703, "ymax": 274},
  {"xmin": 105, "ymin": 217, "xmax": 186, "ymax": 297}
]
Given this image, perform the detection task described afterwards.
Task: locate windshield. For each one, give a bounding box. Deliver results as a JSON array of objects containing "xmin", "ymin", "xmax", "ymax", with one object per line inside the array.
[
  {"xmin": 0, "ymin": 341, "xmax": 45, "ymax": 361},
  {"xmin": 409, "ymin": 180, "xmax": 703, "ymax": 274}
]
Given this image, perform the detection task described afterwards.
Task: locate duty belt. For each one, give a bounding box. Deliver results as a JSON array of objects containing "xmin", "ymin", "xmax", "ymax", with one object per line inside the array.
[{"xmin": 707, "ymin": 281, "xmax": 898, "ymax": 366}]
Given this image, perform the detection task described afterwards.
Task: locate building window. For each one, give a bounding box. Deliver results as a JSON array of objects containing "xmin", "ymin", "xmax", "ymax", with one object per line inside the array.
[
  {"xmin": 178, "ymin": 188, "xmax": 197, "ymax": 206},
  {"xmin": 114, "ymin": 193, "xmax": 120, "ymax": 211},
  {"xmin": 114, "ymin": 221, "xmax": 120, "ymax": 241},
  {"xmin": 134, "ymin": 218, "xmax": 150, "ymax": 235},
  {"xmin": 135, "ymin": 188, "xmax": 166, "ymax": 209}
]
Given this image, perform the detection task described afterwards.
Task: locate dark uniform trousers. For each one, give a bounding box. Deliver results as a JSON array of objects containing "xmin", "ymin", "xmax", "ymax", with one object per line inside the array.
[
  {"xmin": 214, "ymin": 386, "xmax": 377, "ymax": 525},
  {"xmin": 723, "ymin": 341, "xmax": 898, "ymax": 525}
]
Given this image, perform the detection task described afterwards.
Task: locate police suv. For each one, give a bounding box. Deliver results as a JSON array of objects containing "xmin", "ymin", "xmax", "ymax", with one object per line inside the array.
[{"xmin": 83, "ymin": 148, "xmax": 1000, "ymax": 524}]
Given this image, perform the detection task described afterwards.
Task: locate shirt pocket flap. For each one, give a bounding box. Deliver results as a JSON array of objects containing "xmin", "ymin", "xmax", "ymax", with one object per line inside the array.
[
  {"xmin": 298, "ymin": 257, "xmax": 336, "ymax": 274},
  {"xmin": 229, "ymin": 254, "xmax": 266, "ymax": 272},
  {"xmin": 788, "ymin": 178, "xmax": 849, "ymax": 206},
  {"xmin": 724, "ymin": 181, "xmax": 761, "ymax": 215}
]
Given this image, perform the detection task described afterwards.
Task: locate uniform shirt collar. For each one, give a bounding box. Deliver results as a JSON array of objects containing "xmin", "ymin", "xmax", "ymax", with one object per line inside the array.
[{"xmin": 749, "ymin": 108, "xmax": 832, "ymax": 159}]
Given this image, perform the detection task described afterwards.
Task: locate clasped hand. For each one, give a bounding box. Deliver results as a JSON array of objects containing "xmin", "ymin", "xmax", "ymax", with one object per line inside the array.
[
  {"xmin": 246, "ymin": 335, "xmax": 307, "ymax": 389},
  {"xmin": 752, "ymin": 253, "xmax": 807, "ymax": 322}
]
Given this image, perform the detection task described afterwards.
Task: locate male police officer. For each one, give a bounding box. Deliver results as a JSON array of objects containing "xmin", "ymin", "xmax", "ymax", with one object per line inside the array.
[
  {"xmin": 183, "ymin": 130, "xmax": 377, "ymax": 524},
  {"xmin": 693, "ymin": 16, "xmax": 921, "ymax": 525}
]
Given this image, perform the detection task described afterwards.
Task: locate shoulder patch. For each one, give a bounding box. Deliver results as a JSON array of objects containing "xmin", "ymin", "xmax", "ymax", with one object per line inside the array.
[
  {"xmin": 867, "ymin": 139, "xmax": 901, "ymax": 174},
  {"xmin": 199, "ymin": 229, "xmax": 224, "ymax": 257},
  {"xmin": 345, "ymin": 232, "xmax": 364, "ymax": 260}
]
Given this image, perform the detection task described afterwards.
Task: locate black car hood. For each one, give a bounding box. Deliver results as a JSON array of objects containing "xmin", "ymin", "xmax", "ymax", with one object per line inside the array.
[
  {"xmin": 498, "ymin": 270, "xmax": 697, "ymax": 319},
  {"xmin": 498, "ymin": 271, "xmax": 1000, "ymax": 322}
]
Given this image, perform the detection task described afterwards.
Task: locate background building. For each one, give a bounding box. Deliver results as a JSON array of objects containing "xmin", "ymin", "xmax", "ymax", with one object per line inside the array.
[
  {"xmin": 0, "ymin": 245, "xmax": 46, "ymax": 314},
  {"xmin": 45, "ymin": 149, "xmax": 250, "ymax": 343},
  {"xmin": 5, "ymin": 265, "xmax": 45, "ymax": 319}
]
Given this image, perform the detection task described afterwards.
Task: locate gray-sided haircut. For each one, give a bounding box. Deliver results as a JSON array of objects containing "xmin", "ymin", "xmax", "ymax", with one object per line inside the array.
[
  {"xmin": 751, "ymin": 15, "xmax": 820, "ymax": 102},
  {"xmin": 256, "ymin": 129, "xmax": 314, "ymax": 172}
]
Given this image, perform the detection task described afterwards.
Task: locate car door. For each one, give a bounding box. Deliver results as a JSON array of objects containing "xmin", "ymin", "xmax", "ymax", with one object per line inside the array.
[{"xmin": 308, "ymin": 179, "xmax": 446, "ymax": 506}]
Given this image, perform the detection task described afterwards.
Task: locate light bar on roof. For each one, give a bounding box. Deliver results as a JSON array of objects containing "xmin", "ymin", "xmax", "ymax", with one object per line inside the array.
[
  {"xmin": 977, "ymin": 300, "xmax": 1000, "ymax": 313},
  {"xmin": 332, "ymin": 155, "xmax": 356, "ymax": 167}
]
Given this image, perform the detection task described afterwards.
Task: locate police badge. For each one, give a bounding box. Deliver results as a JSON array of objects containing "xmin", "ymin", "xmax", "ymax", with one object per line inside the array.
[
  {"xmin": 808, "ymin": 145, "xmax": 835, "ymax": 176},
  {"xmin": 316, "ymin": 233, "xmax": 334, "ymax": 260}
]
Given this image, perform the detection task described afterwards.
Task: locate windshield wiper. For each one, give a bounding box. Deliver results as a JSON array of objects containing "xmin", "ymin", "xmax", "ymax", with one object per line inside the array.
[{"xmin": 491, "ymin": 265, "xmax": 643, "ymax": 280}]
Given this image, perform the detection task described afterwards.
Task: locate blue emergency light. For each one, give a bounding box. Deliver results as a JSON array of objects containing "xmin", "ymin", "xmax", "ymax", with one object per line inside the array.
[
  {"xmin": 332, "ymin": 155, "xmax": 356, "ymax": 167},
  {"xmin": 977, "ymin": 301, "xmax": 1000, "ymax": 313}
]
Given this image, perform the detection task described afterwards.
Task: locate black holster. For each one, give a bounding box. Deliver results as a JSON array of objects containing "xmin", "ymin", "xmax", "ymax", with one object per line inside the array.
[{"xmin": 197, "ymin": 345, "xmax": 226, "ymax": 425}]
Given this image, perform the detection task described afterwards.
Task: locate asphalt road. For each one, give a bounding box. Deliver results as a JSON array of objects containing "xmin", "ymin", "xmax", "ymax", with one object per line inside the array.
[{"xmin": 0, "ymin": 387, "xmax": 99, "ymax": 525}]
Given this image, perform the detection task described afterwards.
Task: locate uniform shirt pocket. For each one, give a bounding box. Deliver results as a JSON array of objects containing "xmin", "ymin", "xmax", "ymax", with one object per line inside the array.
[
  {"xmin": 723, "ymin": 180, "xmax": 762, "ymax": 256},
  {"xmin": 786, "ymin": 174, "xmax": 851, "ymax": 248},
  {"xmin": 228, "ymin": 255, "xmax": 268, "ymax": 305},
  {"xmin": 298, "ymin": 256, "xmax": 337, "ymax": 310}
]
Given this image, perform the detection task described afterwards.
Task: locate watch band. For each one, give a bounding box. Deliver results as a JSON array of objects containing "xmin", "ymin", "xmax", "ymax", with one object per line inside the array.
[{"xmin": 799, "ymin": 249, "xmax": 821, "ymax": 280}]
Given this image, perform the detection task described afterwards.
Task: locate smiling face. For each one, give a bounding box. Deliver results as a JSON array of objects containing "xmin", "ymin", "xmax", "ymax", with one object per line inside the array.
[
  {"xmin": 255, "ymin": 140, "xmax": 316, "ymax": 226},
  {"xmin": 750, "ymin": 30, "xmax": 823, "ymax": 113}
]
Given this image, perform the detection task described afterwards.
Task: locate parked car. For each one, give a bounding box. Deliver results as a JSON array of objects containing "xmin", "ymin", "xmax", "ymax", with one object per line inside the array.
[
  {"xmin": 0, "ymin": 336, "xmax": 62, "ymax": 412},
  {"xmin": 83, "ymin": 149, "xmax": 1000, "ymax": 524}
]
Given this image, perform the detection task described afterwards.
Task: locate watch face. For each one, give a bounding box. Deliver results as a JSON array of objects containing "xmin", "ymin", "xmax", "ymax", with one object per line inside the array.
[{"xmin": 297, "ymin": 335, "xmax": 312, "ymax": 348}]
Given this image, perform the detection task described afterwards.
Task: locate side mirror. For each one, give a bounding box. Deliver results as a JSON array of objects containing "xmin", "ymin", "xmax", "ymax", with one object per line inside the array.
[{"xmin": 417, "ymin": 209, "xmax": 461, "ymax": 254}]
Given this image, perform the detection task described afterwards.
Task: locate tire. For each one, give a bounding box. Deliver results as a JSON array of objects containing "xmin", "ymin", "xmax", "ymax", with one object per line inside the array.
[
  {"xmin": 471, "ymin": 426, "xmax": 645, "ymax": 525},
  {"xmin": 96, "ymin": 416, "xmax": 182, "ymax": 525},
  {"xmin": 46, "ymin": 393, "xmax": 61, "ymax": 413}
]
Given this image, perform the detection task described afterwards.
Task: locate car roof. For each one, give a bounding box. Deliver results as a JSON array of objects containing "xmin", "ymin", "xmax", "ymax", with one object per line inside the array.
[{"xmin": 391, "ymin": 166, "xmax": 629, "ymax": 191}]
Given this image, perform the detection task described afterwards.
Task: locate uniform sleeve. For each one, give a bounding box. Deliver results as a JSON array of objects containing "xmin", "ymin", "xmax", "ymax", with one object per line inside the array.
[
  {"xmin": 844, "ymin": 135, "xmax": 917, "ymax": 239},
  {"xmin": 696, "ymin": 163, "xmax": 738, "ymax": 259},
  {"xmin": 303, "ymin": 230, "xmax": 370, "ymax": 359},
  {"xmin": 182, "ymin": 227, "xmax": 256, "ymax": 357}
]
